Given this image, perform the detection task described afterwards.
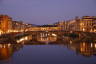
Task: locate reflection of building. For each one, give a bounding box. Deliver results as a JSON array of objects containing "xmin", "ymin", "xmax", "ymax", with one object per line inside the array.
[
  {"xmin": 0, "ymin": 44, "xmax": 23, "ymax": 60},
  {"xmin": 16, "ymin": 34, "xmax": 32, "ymax": 43},
  {"xmin": 37, "ymin": 32, "xmax": 57, "ymax": 42},
  {"xmin": 78, "ymin": 42, "xmax": 96, "ymax": 57},
  {"xmin": 62, "ymin": 37, "xmax": 96, "ymax": 57},
  {"xmin": 0, "ymin": 15, "xmax": 12, "ymax": 33}
]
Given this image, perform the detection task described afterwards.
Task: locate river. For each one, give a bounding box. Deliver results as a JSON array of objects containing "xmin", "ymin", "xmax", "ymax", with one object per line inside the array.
[{"xmin": 0, "ymin": 33, "xmax": 96, "ymax": 64}]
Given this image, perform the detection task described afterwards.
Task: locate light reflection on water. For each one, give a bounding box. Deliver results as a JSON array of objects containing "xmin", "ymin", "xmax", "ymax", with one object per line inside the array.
[
  {"xmin": 0, "ymin": 44, "xmax": 96, "ymax": 64},
  {"xmin": 0, "ymin": 33, "xmax": 96, "ymax": 64}
]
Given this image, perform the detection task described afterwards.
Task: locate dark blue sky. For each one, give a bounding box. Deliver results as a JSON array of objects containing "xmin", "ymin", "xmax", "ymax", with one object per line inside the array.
[{"xmin": 0, "ymin": 0, "xmax": 96, "ymax": 24}]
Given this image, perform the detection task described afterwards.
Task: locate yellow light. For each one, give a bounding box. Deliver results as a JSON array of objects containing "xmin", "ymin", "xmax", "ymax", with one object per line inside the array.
[
  {"xmin": 94, "ymin": 29, "xmax": 96, "ymax": 32},
  {"xmin": 91, "ymin": 43, "xmax": 93, "ymax": 47},
  {"xmin": 83, "ymin": 42, "xmax": 85, "ymax": 46},
  {"xmin": 0, "ymin": 44, "xmax": 3, "ymax": 48},
  {"xmin": 80, "ymin": 23, "xmax": 84, "ymax": 26},
  {"xmin": 70, "ymin": 40, "xmax": 72, "ymax": 44},
  {"xmin": 0, "ymin": 30, "xmax": 3, "ymax": 35},
  {"xmin": 83, "ymin": 28, "xmax": 85, "ymax": 31},
  {"xmin": 52, "ymin": 34, "xmax": 57, "ymax": 36},
  {"xmin": 4, "ymin": 45, "xmax": 5, "ymax": 48},
  {"xmin": 20, "ymin": 38, "xmax": 24, "ymax": 41},
  {"xmin": 8, "ymin": 44, "xmax": 11, "ymax": 47},
  {"xmin": 95, "ymin": 44, "xmax": 96, "ymax": 48},
  {"xmin": 25, "ymin": 37, "xmax": 28, "ymax": 40},
  {"xmin": 17, "ymin": 38, "xmax": 24, "ymax": 43},
  {"xmin": 17, "ymin": 40, "xmax": 20, "ymax": 43}
]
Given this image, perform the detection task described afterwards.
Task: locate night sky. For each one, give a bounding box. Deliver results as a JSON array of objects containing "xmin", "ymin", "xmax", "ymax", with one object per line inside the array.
[{"xmin": 0, "ymin": 0, "xmax": 96, "ymax": 24}]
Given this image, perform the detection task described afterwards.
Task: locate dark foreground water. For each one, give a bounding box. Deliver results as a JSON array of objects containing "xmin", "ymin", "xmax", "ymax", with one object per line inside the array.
[
  {"xmin": 0, "ymin": 33, "xmax": 96, "ymax": 64},
  {"xmin": 0, "ymin": 42, "xmax": 96, "ymax": 64}
]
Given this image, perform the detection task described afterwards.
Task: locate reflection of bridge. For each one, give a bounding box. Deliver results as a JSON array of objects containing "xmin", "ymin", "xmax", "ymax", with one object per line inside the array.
[
  {"xmin": 27, "ymin": 31, "xmax": 63, "ymax": 41},
  {"xmin": 26, "ymin": 31, "xmax": 96, "ymax": 40},
  {"xmin": 0, "ymin": 31, "xmax": 96, "ymax": 58},
  {"xmin": 0, "ymin": 31, "xmax": 96, "ymax": 44}
]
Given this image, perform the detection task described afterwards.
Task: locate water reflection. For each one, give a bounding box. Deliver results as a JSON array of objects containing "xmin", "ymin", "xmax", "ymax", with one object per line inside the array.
[
  {"xmin": 37, "ymin": 33, "xmax": 57, "ymax": 42},
  {"xmin": 79, "ymin": 42, "xmax": 96, "ymax": 57},
  {"xmin": 0, "ymin": 44, "xmax": 23, "ymax": 60},
  {"xmin": 62, "ymin": 38, "xmax": 96, "ymax": 57},
  {"xmin": 15, "ymin": 32, "xmax": 57, "ymax": 44},
  {"xmin": 16, "ymin": 35, "xmax": 32, "ymax": 44},
  {"xmin": 0, "ymin": 32, "xmax": 96, "ymax": 63}
]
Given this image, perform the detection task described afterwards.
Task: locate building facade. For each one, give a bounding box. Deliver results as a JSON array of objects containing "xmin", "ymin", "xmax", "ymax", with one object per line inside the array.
[
  {"xmin": 80, "ymin": 16, "xmax": 96, "ymax": 32},
  {"xmin": 12, "ymin": 21, "xmax": 32, "ymax": 32},
  {"xmin": 0, "ymin": 15, "xmax": 12, "ymax": 33}
]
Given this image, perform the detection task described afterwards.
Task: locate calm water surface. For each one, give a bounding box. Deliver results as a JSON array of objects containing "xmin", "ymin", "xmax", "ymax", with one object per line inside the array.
[
  {"xmin": 0, "ymin": 33, "xmax": 96, "ymax": 64},
  {"xmin": 0, "ymin": 43, "xmax": 96, "ymax": 64}
]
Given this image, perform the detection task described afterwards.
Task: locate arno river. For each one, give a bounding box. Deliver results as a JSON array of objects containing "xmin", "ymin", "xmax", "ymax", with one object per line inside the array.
[{"xmin": 0, "ymin": 32, "xmax": 96, "ymax": 64}]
